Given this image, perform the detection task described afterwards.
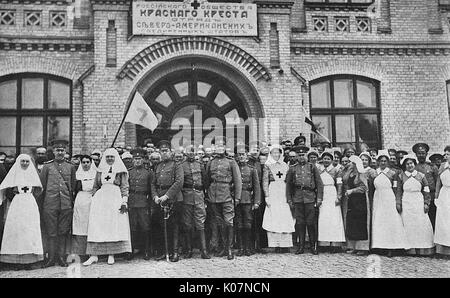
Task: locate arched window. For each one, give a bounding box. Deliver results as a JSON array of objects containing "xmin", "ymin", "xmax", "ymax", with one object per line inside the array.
[
  {"xmin": 309, "ymin": 75, "xmax": 381, "ymax": 151},
  {"xmin": 0, "ymin": 74, "xmax": 72, "ymax": 156}
]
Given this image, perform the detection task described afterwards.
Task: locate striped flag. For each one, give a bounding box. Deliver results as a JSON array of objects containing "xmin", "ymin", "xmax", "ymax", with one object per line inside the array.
[{"xmin": 302, "ymin": 106, "xmax": 331, "ymax": 144}]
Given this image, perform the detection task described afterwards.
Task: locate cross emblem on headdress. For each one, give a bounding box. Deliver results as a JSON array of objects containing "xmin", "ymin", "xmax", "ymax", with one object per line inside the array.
[
  {"xmin": 105, "ymin": 175, "xmax": 111, "ymax": 181},
  {"xmin": 191, "ymin": 0, "xmax": 200, "ymax": 9},
  {"xmin": 276, "ymin": 171, "xmax": 283, "ymax": 178},
  {"xmin": 21, "ymin": 186, "xmax": 30, "ymax": 193}
]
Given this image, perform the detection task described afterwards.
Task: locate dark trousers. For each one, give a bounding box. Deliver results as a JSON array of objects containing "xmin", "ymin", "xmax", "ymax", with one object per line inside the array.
[
  {"xmin": 428, "ymin": 197, "xmax": 437, "ymax": 230},
  {"xmin": 252, "ymin": 202, "xmax": 268, "ymax": 249},
  {"xmin": 151, "ymin": 201, "xmax": 183, "ymax": 255}
]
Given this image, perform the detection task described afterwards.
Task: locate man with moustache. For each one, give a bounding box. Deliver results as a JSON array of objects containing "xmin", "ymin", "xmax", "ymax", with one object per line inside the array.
[{"xmin": 151, "ymin": 140, "xmax": 184, "ymax": 262}]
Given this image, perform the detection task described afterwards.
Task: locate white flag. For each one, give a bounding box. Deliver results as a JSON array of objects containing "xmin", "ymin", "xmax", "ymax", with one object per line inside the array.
[{"xmin": 125, "ymin": 92, "xmax": 158, "ymax": 131}]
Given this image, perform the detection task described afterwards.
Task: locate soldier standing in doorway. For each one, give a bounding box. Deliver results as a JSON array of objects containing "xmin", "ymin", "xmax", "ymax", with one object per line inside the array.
[
  {"xmin": 39, "ymin": 139, "xmax": 76, "ymax": 268},
  {"xmin": 151, "ymin": 140, "xmax": 184, "ymax": 262},
  {"xmin": 286, "ymin": 145, "xmax": 324, "ymax": 255},
  {"xmin": 205, "ymin": 136, "xmax": 242, "ymax": 260}
]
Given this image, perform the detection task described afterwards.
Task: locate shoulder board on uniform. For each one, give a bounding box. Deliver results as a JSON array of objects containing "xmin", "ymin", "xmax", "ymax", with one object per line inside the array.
[
  {"xmin": 289, "ymin": 163, "xmax": 298, "ymax": 167},
  {"xmin": 43, "ymin": 160, "xmax": 54, "ymax": 164},
  {"xmin": 127, "ymin": 166, "xmax": 134, "ymax": 171}
]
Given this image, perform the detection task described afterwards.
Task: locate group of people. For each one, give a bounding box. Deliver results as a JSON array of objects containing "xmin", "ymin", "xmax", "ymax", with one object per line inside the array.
[{"xmin": 0, "ymin": 134, "xmax": 449, "ymax": 271}]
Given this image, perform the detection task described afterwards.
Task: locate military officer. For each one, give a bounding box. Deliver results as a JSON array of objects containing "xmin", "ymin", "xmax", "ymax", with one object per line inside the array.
[
  {"xmin": 235, "ymin": 147, "xmax": 261, "ymax": 257},
  {"xmin": 413, "ymin": 142, "xmax": 439, "ymax": 229},
  {"xmin": 127, "ymin": 148, "xmax": 153, "ymax": 260},
  {"xmin": 248, "ymin": 146, "xmax": 267, "ymax": 253},
  {"xmin": 180, "ymin": 145, "xmax": 211, "ymax": 259},
  {"xmin": 205, "ymin": 137, "xmax": 242, "ymax": 260},
  {"xmin": 286, "ymin": 145, "xmax": 324, "ymax": 255},
  {"xmin": 40, "ymin": 139, "xmax": 76, "ymax": 267},
  {"xmin": 151, "ymin": 140, "xmax": 184, "ymax": 262}
]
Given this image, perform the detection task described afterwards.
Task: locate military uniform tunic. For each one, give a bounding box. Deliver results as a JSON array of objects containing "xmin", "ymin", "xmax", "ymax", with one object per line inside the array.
[
  {"xmin": 150, "ymin": 159, "xmax": 184, "ymax": 252},
  {"xmin": 286, "ymin": 162, "xmax": 324, "ymax": 225},
  {"xmin": 416, "ymin": 162, "xmax": 439, "ymax": 228},
  {"xmin": 181, "ymin": 160, "xmax": 207, "ymax": 230},
  {"xmin": 128, "ymin": 166, "xmax": 153, "ymax": 232},
  {"xmin": 40, "ymin": 159, "xmax": 76, "ymax": 237},
  {"xmin": 235, "ymin": 162, "xmax": 261, "ymax": 229},
  {"xmin": 206, "ymin": 155, "xmax": 242, "ymax": 226}
]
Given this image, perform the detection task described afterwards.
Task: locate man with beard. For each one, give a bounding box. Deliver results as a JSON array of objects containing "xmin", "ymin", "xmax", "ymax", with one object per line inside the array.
[
  {"xmin": 151, "ymin": 140, "xmax": 184, "ymax": 262},
  {"xmin": 235, "ymin": 147, "xmax": 261, "ymax": 257},
  {"xmin": 205, "ymin": 137, "xmax": 242, "ymax": 260},
  {"xmin": 35, "ymin": 147, "xmax": 48, "ymax": 173},
  {"xmin": 180, "ymin": 145, "xmax": 210, "ymax": 259},
  {"xmin": 413, "ymin": 143, "xmax": 439, "ymax": 229},
  {"xmin": 121, "ymin": 151, "xmax": 134, "ymax": 170}
]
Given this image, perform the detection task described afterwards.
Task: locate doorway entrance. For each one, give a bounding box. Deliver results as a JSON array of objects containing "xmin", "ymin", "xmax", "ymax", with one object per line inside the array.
[{"xmin": 136, "ymin": 69, "xmax": 250, "ymax": 148}]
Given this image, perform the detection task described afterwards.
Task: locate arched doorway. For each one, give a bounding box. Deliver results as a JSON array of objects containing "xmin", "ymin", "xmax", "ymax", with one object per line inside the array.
[{"xmin": 136, "ymin": 68, "xmax": 251, "ymax": 147}]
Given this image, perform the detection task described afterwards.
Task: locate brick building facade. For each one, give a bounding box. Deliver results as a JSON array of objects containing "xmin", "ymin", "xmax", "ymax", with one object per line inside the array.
[{"xmin": 0, "ymin": 0, "xmax": 449, "ymax": 156}]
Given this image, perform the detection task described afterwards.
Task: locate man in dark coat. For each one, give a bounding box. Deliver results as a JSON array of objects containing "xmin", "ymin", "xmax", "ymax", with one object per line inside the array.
[
  {"xmin": 180, "ymin": 145, "xmax": 210, "ymax": 259},
  {"xmin": 40, "ymin": 139, "xmax": 76, "ymax": 267},
  {"xmin": 235, "ymin": 147, "xmax": 261, "ymax": 256},
  {"xmin": 413, "ymin": 142, "xmax": 439, "ymax": 229},
  {"xmin": 205, "ymin": 136, "xmax": 242, "ymax": 260},
  {"xmin": 151, "ymin": 140, "xmax": 184, "ymax": 262},
  {"xmin": 286, "ymin": 145, "xmax": 324, "ymax": 255},
  {"xmin": 128, "ymin": 148, "xmax": 153, "ymax": 260}
]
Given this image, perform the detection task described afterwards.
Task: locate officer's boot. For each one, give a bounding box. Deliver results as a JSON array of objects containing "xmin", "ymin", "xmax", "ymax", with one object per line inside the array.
[
  {"xmin": 216, "ymin": 226, "xmax": 227, "ymax": 257},
  {"xmin": 307, "ymin": 224, "xmax": 318, "ymax": 255},
  {"xmin": 42, "ymin": 237, "xmax": 56, "ymax": 268},
  {"xmin": 245, "ymin": 228, "xmax": 252, "ymax": 256},
  {"xmin": 295, "ymin": 224, "xmax": 306, "ymax": 254},
  {"xmin": 209, "ymin": 224, "xmax": 218, "ymax": 255},
  {"xmin": 236, "ymin": 228, "xmax": 244, "ymax": 256},
  {"xmin": 143, "ymin": 232, "xmax": 151, "ymax": 260},
  {"xmin": 227, "ymin": 226, "xmax": 234, "ymax": 260},
  {"xmin": 56, "ymin": 235, "xmax": 68, "ymax": 267},
  {"xmin": 199, "ymin": 230, "xmax": 211, "ymax": 259},
  {"xmin": 171, "ymin": 225, "xmax": 180, "ymax": 262},
  {"xmin": 184, "ymin": 229, "xmax": 193, "ymax": 259}
]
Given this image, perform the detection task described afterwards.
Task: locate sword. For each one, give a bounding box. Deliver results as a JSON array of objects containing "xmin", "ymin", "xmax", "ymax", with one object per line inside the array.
[{"xmin": 162, "ymin": 203, "xmax": 172, "ymax": 262}]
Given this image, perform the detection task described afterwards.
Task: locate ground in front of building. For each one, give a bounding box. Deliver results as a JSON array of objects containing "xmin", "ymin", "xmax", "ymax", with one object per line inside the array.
[{"xmin": 1, "ymin": 249, "xmax": 449, "ymax": 278}]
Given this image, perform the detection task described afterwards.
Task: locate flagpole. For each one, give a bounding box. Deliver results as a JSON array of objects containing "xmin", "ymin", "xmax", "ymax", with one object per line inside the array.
[{"xmin": 111, "ymin": 92, "xmax": 136, "ymax": 148}]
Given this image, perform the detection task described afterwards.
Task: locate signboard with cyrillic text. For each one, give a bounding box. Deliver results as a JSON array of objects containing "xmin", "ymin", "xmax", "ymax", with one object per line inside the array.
[{"xmin": 132, "ymin": 0, "xmax": 258, "ymax": 36}]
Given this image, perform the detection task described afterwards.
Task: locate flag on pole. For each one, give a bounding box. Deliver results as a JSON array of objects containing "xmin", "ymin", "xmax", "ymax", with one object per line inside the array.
[
  {"xmin": 125, "ymin": 91, "xmax": 158, "ymax": 131},
  {"xmin": 302, "ymin": 106, "xmax": 331, "ymax": 144}
]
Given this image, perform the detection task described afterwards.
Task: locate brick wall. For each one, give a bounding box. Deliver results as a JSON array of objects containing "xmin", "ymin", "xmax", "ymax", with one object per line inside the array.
[{"xmin": 0, "ymin": 0, "xmax": 449, "ymax": 155}]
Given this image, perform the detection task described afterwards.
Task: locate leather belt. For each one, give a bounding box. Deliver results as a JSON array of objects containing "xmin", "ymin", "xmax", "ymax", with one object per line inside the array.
[
  {"xmin": 183, "ymin": 185, "xmax": 203, "ymax": 191},
  {"xmin": 295, "ymin": 186, "xmax": 315, "ymax": 191},
  {"xmin": 129, "ymin": 190, "xmax": 148, "ymax": 195},
  {"xmin": 156, "ymin": 185, "xmax": 171, "ymax": 191}
]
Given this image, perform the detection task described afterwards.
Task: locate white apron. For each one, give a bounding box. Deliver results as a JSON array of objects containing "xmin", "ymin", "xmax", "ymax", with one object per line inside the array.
[
  {"xmin": 318, "ymin": 171, "xmax": 346, "ymax": 243},
  {"xmin": 0, "ymin": 186, "xmax": 43, "ymax": 255},
  {"xmin": 262, "ymin": 162, "xmax": 295, "ymax": 233},
  {"xmin": 372, "ymin": 173, "xmax": 409, "ymax": 249},
  {"xmin": 435, "ymin": 169, "xmax": 450, "ymax": 246},
  {"xmin": 73, "ymin": 178, "xmax": 95, "ymax": 236},
  {"xmin": 401, "ymin": 177, "xmax": 434, "ymax": 249},
  {"xmin": 87, "ymin": 172, "xmax": 131, "ymax": 242}
]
